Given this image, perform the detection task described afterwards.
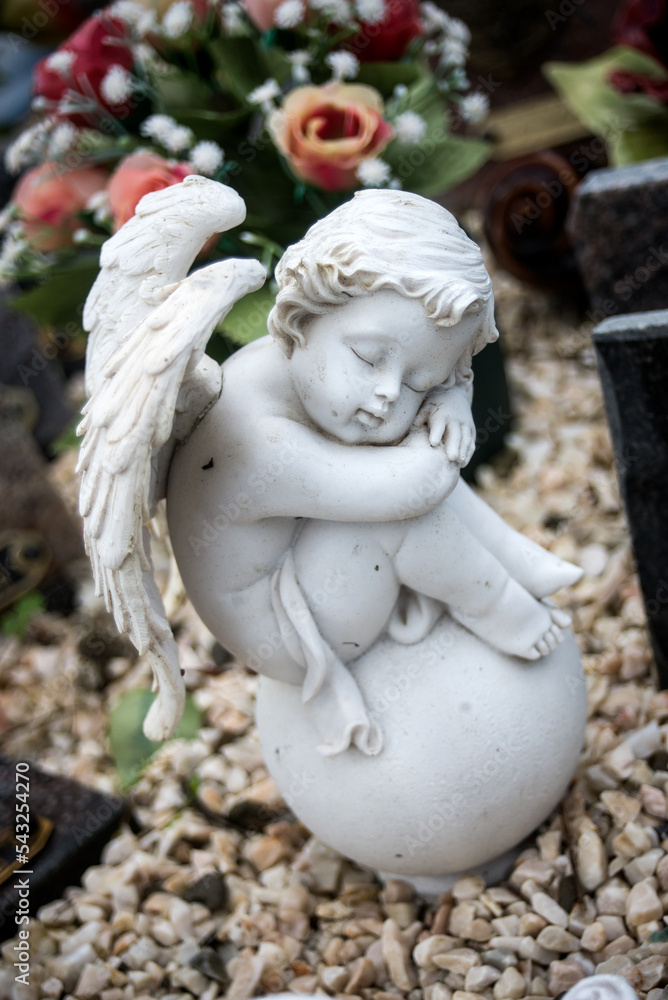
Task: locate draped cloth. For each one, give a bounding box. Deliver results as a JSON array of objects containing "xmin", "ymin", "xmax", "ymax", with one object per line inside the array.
[{"xmin": 270, "ymin": 550, "xmax": 444, "ymax": 757}]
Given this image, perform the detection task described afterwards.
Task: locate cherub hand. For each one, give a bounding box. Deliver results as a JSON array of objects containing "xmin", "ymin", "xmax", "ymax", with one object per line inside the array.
[{"xmin": 416, "ymin": 385, "xmax": 477, "ymax": 466}]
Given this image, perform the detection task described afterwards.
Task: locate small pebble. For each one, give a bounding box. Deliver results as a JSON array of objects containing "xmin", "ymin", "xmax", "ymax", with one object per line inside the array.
[
  {"xmin": 626, "ymin": 879, "xmax": 664, "ymax": 928},
  {"xmin": 530, "ymin": 892, "xmax": 569, "ymax": 929},
  {"xmin": 453, "ymin": 876, "xmax": 486, "ymax": 902},
  {"xmin": 547, "ymin": 958, "xmax": 585, "ymax": 996},
  {"xmin": 535, "ymin": 927, "xmax": 580, "ymax": 953},
  {"xmin": 492, "ymin": 965, "xmax": 526, "ymax": 1000},
  {"xmin": 465, "ymin": 965, "xmax": 501, "ymax": 991},
  {"xmin": 596, "ymin": 880, "xmax": 629, "ymax": 915},
  {"xmin": 575, "ymin": 830, "xmax": 608, "ymax": 891},
  {"xmin": 580, "ymin": 922, "xmax": 607, "ymax": 953}
]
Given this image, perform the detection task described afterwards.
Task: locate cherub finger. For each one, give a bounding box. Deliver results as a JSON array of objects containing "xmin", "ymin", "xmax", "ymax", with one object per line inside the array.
[
  {"xmin": 427, "ymin": 408, "xmax": 447, "ymax": 445},
  {"xmin": 444, "ymin": 423, "xmax": 462, "ymax": 461}
]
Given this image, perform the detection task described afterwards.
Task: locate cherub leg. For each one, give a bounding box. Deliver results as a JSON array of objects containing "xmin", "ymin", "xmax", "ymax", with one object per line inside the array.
[
  {"xmin": 446, "ymin": 480, "xmax": 582, "ymax": 597},
  {"xmin": 393, "ymin": 503, "xmax": 566, "ymax": 660},
  {"xmin": 292, "ymin": 519, "xmax": 407, "ymax": 663}
]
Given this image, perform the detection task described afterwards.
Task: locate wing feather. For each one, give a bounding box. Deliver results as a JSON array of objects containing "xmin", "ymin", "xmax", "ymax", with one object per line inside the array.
[
  {"xmin": 79, "ymin": 252, "xmax": 266, "ymax": 740},
  {"xmin": 84, "ymin": 176, "xmax": 249, "ymax": 396}
]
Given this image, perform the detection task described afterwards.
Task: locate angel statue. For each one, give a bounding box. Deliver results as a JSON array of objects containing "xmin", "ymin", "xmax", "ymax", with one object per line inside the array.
[{"xmin": 79, "ymin": 176, "xmax": 583, "ymax": 762}]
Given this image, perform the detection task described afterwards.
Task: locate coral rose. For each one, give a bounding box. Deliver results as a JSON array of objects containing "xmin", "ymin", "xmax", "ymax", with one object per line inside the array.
[
  {"xmin": 12, "ymin": 162, "xmax": 108, "ymax": 251},
  {"xmin": 268, "ymin": 83, "xmax": 394, "ymax": 192},
  {"xmin": 107, "ymin": 152, "xmax": 194, "ymax": 228},
  {"xmin": 351, "ymin": 0, "xmax": 424, "ymax": 62},
  {"xmin": 34, "ymin": 11, "xmax": 134, "ymax": 128}
]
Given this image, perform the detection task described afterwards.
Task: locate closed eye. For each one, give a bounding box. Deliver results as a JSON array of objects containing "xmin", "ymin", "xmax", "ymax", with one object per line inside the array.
[{"xmin": 351, "ymin": 347, "xmax": 373, "ymax": 366}]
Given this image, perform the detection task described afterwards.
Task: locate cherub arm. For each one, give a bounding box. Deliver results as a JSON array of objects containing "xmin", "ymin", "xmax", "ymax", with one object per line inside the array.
[{"xmin": 247, "ymin": 417, "xmax": 460, "ymax": 523}]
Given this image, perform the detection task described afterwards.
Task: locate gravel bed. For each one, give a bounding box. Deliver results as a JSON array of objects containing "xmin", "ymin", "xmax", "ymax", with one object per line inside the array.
[{"xmin": 1, "ymin": 267, "xmax": 666, "ymax": 1000}]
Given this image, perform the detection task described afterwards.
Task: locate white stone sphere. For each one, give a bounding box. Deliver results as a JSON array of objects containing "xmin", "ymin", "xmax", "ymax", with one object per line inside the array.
[{"xmin": 256, "ymin": 615, "xmax": 586, "ymax": 885}]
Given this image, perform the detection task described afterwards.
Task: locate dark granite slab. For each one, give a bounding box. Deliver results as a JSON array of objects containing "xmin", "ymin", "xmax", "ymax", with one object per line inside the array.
[
  {"xmin": 569, "ymin": 157, "xmax": 668, "ymax": 318},
  {"xmin": 0, "ymin": 756, "xmax": 127, "ymax": 942},
  {"xmin": 592, "ymin": 309, "xmax": 668, "ymax": 687}
]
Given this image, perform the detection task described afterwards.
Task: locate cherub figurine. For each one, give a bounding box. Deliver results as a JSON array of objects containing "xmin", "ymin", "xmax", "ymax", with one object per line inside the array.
[{"xmin": 79, "ymin": 178, "xmax": 581, "ymax": 760}]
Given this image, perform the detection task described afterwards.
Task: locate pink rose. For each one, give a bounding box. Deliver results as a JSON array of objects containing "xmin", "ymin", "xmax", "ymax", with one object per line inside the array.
[
  {"xmin": 107, "ymin": 152, "xmax": 194, "ymax": 229},
  {"xmin": 240, "ymin": 0, "xmax": 284, "ymax": 30},
  {"xmin": 12, "ymin": 162, "xmax": 108, "ymax": 251},
  {"xmin": 268, "ymin": 82, "xmax": 394, "ymax": 192}
]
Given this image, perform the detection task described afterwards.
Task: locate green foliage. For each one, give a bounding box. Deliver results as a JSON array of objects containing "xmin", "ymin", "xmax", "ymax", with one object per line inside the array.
[
  {"xmin": 109, "ymin": 688, "xmax": 203, "ymax": 788},
  {"xmin": 11, "ymin": 256, "xmax": 100, "ymax": 333},
  {"xmin": 0, "ymin": 591, "xmax": 46, "ymax": 639},
  {"xmin": 384, "ymin": 76, "xmax": 490, "ymax": 195},
  {"xmin": 544, "ymin": 46, "xmax": 668, "ymax": 165},
  {"xmin": 49, "ymin": 417, "xmax": 81, "ymax": 457},
  {"xmin": 221, "ymin": 283, "xmax": 277, "ymax": 345}
]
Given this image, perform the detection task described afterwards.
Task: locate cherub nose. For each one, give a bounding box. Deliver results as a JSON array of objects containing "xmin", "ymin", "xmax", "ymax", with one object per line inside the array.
[{"xmin": 374, "ymin": 372, "xmax": 401, "ymax": 405}]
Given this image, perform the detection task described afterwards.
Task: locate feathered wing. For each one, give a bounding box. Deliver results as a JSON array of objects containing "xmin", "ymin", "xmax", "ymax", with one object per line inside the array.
[
  {"xmin": 78, "ymin": 180, "xmax": 266, "ymax": 740},
  {"xmin": 83, "ymin": 174, "xmax": 250, "ymax": 396}
]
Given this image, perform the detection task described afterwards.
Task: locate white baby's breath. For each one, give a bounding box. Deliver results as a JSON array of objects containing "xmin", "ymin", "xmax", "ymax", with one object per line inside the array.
[
  {"xmin": 355, "ymin": 0, "xmax": 385, "ymax": 24},
  {"xmin": 45, "ymin": 50, "xmax": 75, "ymax": 76},
  {"xmin": 309, "ymin": 0, "xmax": 352, "ymax": 24},
  {"xmin": 356, "ymin": 157, "xmax": 391, "ymax": 187},
  {"xmin": 248, "ymin": 78, "xmax": 281, "ymax": 113},
  {"xmin": 326, "ymin": 50, "xmax": 359, "ymax": 81},
  {"xmin": 100, "ymin": 65, "xmax": 134, "ymax": 105},
  {"xmin": 459, "ymin": 91, "xmax": 489, "ymax": 124},
  {"xmin": 5, "ymin": 122, "xmax": 51, "ymax": 174},
  {"xmin": 447, "ymin": 16, "xmax": 470, "ymax": 44},
  {"xmin": 274, "ymin": 0, "xmax": 305, "ymax": 27},
  {"xmin": 162, "ymin": 0, "xmax": 194, "ymax": 37},
  {"xmin": 47, "ymin": 122, "xmax": 78, "ymax": 158},
  {"xmin": 0, "ymin": 228, "xmax": 29, "ymax": 287},
  {"xmin": 420, "ymin": 1, "xmax": 451, "ymax": 34},
  {"xmin": 394, "ymin": 110, "xmax": 426, "ymax": 144},
  {"xmin": 221, "ymin": 2, "xmax": 246, "ymax": 34},
  {"xmin": 288, "ymin": 49, "xmax": 311, "ymax": 84},
  {"xmin": 140, "ymin": 114, "xmax": 177, "ymax": 143},
  {"xmin": 162, "ymin": 123, "xmax": 195, "ymax": 152},
  {"xmin": 439, "ymin": 36, "xmax": 467, "ymax": 68},
  {"xmin": 190, "ymin": 140, "xmax": 225, "ymax": 175},
  {"xmin": 109, "ymin": 1, "xmax": 156, "ymax": 33}
]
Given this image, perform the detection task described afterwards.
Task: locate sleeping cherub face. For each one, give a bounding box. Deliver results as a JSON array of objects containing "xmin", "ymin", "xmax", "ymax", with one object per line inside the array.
[{"xmin": 289, "ymin": 288, "xmax": 478, "ymax": 445}]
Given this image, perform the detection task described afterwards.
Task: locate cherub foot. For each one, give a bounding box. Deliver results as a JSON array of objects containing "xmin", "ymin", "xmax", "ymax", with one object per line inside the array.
[
  {"xmin": 449, "ymin": 580, "xmax": 571, "ymax": 661},
  {"xmin": 514, "ymin": 540, "xmax": 583, "ymax": 599}
]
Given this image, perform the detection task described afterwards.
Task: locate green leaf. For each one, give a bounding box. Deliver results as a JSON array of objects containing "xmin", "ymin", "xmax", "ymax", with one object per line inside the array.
[
  {"xmin": 0, "ymin": 592, "xmax": 45, "ymax": 639},
  {"xmin": 610, "ymin": 112, "xmax": 668, "ymax": 163},
  {"xmin": 544, "ymin": 46, "xmax": 668, "ymax": 164},
  {"xmin": 173, "ymin": 106, "xmax": 250, "ymax": 141},
  {"xmin": 11, "ymin": 256, "xmax": 100, "ymax": 332},
  {"xmin": 356, "ymin": 61, "xmax": 423, "ymax": 98},
  {"xmin": 109, "ymin": 688, "xmax": 202, "ymax": 789},
  {"xmin": 385, "ymin": 131, "xmax": 490, "ymax": 196},
  {"xmin": 221, "ymin": 283, "xmax": 276, "ymax": 345},
  {"xmin": 207, "ymin": 37, "xmax": 289, "ymax": 102}
]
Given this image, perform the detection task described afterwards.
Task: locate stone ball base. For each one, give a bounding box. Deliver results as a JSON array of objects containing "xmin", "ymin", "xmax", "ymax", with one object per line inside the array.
[{"xmin": 256, "ymin": 615, "xmax": 586, "ymax": 888}]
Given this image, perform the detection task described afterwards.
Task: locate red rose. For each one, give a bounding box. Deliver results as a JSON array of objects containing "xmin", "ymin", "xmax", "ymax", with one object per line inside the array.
[
  {"xmin": 609, "ymin": 67, "xmax": 668, "ymax": 99},
  {"xmin": 33, "ymin": 11, "xmax": 134, "ymax": 128},
  {"xmin": 349, "ymin": 0, "xmax": 424, "ymax": 63},
  {"xmin": 12, "ymin": 162, "xmax": 108, "ymax": 251},
  {"xmin": 107, "ymin": 152, "xmax": 194, "ymax": 229},
  {"xmin": 612, "ymin": 0, "xmax": 668, "ymax": 67}
]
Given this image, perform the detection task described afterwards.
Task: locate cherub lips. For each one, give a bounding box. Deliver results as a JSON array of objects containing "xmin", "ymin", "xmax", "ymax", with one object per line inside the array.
[{"xmin": 356, "ymin": 409, "xmax": 384, "ymax": 428}]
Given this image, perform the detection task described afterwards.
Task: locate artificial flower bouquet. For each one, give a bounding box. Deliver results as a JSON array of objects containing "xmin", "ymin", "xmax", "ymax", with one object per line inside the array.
[
  {"xmin": 544, "ymin": 0, "xmax": 668, "ymax": 168},
  {"xmin": 0, "ymin": 0, "xmax": 490, "ymax": 345}
]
